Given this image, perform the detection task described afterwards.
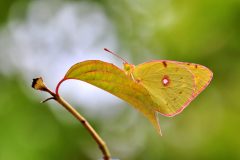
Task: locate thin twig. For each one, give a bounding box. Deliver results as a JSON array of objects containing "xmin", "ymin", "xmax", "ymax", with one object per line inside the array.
[
  {"xmin": 32, "ymin": 77, "xmax": 111, "ymax": 160},
  {"xmin": 41, "ymin": 97, "xmax": 55, "ymax": 103}
]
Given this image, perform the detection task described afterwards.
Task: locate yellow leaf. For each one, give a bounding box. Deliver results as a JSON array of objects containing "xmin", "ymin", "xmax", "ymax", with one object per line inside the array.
[{"xmin": 56, "ymin": 60, "xmax": 161, "ymax": 134}]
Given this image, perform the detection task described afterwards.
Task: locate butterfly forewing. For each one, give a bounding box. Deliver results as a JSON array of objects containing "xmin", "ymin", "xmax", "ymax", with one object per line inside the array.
[
  {"xmin": 133, "ymin": 61, "xmax": 196, "ymax": 116},
  {"xmin": 182, "ymin": 63, "xmax": 213, "ymax": 96}
]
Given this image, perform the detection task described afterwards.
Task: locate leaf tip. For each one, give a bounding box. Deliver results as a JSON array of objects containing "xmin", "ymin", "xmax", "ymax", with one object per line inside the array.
[{"xmin": 147, "ymin": 111, "xmax": 162, "ymax": 135}]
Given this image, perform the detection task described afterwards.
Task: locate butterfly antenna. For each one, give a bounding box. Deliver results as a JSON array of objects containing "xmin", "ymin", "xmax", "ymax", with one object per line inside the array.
[{"xmin": 104, "ymin": 48, "xmax": 128, "ymax": 64}]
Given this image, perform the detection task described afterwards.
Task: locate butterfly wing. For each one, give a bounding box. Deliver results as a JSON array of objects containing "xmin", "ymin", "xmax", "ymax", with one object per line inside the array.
[
  {"xmin": 133, "ymin": 61, "xmax": 196, "ymax": 116},
  {"xmin": 182, "ymin": 63, "xmax": 213, "ymax": 96}
]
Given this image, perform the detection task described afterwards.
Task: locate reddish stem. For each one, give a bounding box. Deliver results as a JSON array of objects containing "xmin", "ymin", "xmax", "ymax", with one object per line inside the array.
[{"xmin": 55, "ymin": 78, "xmax": 66, "ymax": 96}]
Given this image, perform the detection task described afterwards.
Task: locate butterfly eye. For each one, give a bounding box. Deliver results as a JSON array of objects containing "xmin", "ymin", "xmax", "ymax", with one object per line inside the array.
[{"xmin": 124, "ymin": 64, "xmax": 130, "ymax": 71}]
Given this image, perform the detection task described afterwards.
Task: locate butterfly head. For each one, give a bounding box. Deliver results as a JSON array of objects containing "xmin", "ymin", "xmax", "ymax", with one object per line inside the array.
[{"xmin": 123, "ymin": 63, "xmax": 134, "ymax": 75}]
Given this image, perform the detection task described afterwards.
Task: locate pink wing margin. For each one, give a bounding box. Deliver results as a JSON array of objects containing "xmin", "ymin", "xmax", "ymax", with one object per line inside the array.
[{"xmin": 136, "ymin": 60, "xmax": 213, "ymax": 117}]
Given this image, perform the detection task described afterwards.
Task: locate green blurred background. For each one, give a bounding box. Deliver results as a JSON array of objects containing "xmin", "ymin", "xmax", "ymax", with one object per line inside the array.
[{"xmin": 0, "ymin": 0, "xmax": 240, "ymax": 160}]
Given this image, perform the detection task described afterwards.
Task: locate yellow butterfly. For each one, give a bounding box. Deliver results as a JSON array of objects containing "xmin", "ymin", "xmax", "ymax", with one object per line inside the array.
[{"xmin": 105, "ymin": 48, "xmax": 213, "ymax": 117}]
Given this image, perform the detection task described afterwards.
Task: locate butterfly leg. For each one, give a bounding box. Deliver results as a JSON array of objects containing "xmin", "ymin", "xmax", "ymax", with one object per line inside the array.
[
  {"xmin": 130, "ymin": 73, "xmax": 142, "ymax": 83},
  {"xmin": 130, "ymin": 73, "xmax": 136, "ymax": 81}
]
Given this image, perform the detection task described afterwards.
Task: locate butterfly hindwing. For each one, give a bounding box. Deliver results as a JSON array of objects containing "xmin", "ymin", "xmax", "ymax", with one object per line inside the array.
[{"xmin": 133, "ymin": 61, "xmax": 196, "ymax": 116}]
